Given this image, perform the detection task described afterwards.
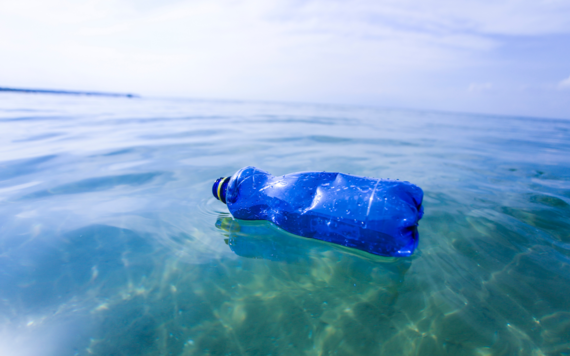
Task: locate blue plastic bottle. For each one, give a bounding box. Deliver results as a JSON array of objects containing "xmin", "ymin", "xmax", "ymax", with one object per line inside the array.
[{"xmin": 212, "ymin": 166, "xmax": 424, "ymax": 257}]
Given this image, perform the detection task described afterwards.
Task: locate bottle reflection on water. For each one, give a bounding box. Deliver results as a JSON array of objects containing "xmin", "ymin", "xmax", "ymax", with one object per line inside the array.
[
  {"xmin": 216, "ymin": 215, "xmax": 310, "ymax": 263},
  {"xmin": 215, "ymin": 215, "xmax": 411, "ymax": 303}
]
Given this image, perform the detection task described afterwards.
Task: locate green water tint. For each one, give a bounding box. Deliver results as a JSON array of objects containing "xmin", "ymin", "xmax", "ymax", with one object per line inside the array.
[
  {"xmin": 84, "ymin": 219, "xmax": 411, "ymax": 356},
  {"xmin": 9, "ymin": 213, "xmax": 567, "ymax": 356},
  {"xmin": 72, "ymin": 216, "xmax": 570, "ymax": 355},
  {"xmin": 0, "ymin": 94, "xmax": 569, "ymax": 355}
]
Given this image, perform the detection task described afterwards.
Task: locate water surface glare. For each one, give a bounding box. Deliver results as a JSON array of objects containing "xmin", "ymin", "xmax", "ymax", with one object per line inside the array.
[{"xmin": 1, "ymin": 94, "xmax": 569, "ymax": 356}]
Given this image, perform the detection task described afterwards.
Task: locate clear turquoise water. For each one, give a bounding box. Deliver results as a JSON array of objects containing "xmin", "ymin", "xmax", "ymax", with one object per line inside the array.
[{"xmin": 0, "ymin": 93, "xmax": 569, "ymax": 356}]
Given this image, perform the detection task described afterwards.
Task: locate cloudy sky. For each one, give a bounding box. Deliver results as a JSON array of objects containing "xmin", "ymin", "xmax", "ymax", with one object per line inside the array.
[{"xmin": 1, "ymin": 0, "xmax": 569, "ymax": 119}]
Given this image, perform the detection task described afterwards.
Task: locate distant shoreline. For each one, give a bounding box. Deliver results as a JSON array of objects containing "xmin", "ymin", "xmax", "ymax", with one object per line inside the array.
[{"xmin": 0, "ymin": 87, "xmax": 139, "ymax": 98}]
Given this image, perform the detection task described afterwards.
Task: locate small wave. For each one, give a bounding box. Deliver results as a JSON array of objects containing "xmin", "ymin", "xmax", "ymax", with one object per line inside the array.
[{"xmin": 196, "ymin": 196, "xmax": 230, "ymax": 218}]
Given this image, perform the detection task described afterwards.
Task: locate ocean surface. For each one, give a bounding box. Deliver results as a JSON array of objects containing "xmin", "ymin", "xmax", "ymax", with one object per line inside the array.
[{"xmin": 0, "ymin": 93, "xmax": 569, "ymax": 356}]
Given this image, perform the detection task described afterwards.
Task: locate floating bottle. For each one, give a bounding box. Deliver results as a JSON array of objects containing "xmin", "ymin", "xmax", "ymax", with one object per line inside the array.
[{"xmin": 212, "ymin": 166, "xmax": 424, "ymax": 257}]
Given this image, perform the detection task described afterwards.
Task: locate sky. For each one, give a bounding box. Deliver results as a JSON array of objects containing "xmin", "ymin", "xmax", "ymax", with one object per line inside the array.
[{"xmin": 0, "ymin": 0, "xmax": 569, "ymax": 119}]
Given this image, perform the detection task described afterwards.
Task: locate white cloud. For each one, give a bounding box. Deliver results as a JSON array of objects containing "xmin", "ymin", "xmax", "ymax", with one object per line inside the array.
[
  {"xmin": 79, "ymin": 23, "xmax": 131, "ymax": 36},
  {"xmin": 0, "ymin": 0, "xmax": 569, "ymax": 118},
  {"xmin": 558, "ymin": 75, "xmax": 570, "ymax": 89},
  {"xmin": 468, "ymin": 83, "xmax": 493, "ymax": 93}
]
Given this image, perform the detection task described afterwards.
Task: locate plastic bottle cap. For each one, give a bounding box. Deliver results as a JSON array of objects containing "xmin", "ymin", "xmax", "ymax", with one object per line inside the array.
[{"xmin": 212, "ymin": 177, "xmax": 229, "ymax": 204}]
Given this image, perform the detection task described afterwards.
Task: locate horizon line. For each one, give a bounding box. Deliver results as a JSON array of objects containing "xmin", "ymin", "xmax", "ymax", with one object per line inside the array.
[{"xmin": 0, "ymin": 86, "xmax": 139, "ymax": 98}]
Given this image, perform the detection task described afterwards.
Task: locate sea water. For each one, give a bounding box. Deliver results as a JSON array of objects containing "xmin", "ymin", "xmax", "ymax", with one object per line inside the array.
[{"xmin": 0, "ymin": 93, "xmax": 569, "ymax": 356}]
